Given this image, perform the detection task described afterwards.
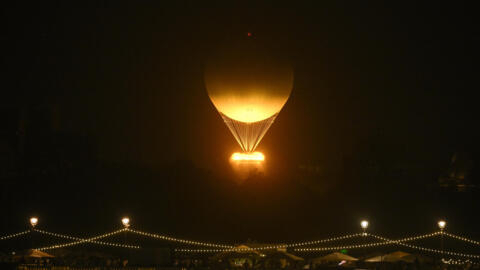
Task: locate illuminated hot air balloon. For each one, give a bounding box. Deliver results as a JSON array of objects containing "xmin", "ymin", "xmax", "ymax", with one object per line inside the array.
[{"xmin": 205, "ymin": 38, "xmax": 293, "ymax": 160}]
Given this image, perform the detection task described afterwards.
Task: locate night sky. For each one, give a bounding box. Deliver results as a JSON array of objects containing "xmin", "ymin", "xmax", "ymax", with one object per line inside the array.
[{"xmin": 1, "ymin": 2, "xmax": 478, "ymax": 246}]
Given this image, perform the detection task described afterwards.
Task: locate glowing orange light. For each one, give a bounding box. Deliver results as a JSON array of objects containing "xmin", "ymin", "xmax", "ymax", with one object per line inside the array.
[
  {"xmin": 30, "ymin": 217, "xmax": 38, "ymax": 227},
  {"xmin": 205, "ymin": 41, "xmax": 292, "ymax": 155},
  {"xmin": 438, "ymin": 220, "xmax": 446, "ymax": 230},
  {"xmin": 231, "ymin": 152, "xmax": 265, "ymax": 161},
  {"xmin": 247, "ymin": 32, "xmax": 252, "ymax": 37},
  {"xmin": 122, "ymin": 217, "xmax": 130, "ymax": 228},
  {"xmin": 205, "ymin": 45, "xmax": 293, "ymax": 123}
]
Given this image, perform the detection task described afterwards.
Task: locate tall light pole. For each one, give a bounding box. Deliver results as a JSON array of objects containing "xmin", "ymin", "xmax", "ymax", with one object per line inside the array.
[
  {"xmin": 360, "ymin": 220, "xmax": 369, "ymax": 261},
  {"xmin": 122, "ymin": 217, "xmax": 130, "ymax": 244},
  {"xmin": 29, "ymin": 217, "xmax": 38, "ymax": 249},
  {"xmin": 438, "ymin": 220, "xmax": 446, "ymax": 262},
  {"xmin": 121, "ymin": 217, "xmax": 130, "ymax": 266}
]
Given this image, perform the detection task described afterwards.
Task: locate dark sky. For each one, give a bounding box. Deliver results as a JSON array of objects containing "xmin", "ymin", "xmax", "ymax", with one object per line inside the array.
[{"xmin": 1, "ymin": 2, "xmax": 478, "ymax": 248}]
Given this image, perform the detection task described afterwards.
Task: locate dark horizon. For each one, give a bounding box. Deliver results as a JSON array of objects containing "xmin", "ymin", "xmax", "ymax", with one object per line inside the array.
[{"xmin": 1, "ymin": 2, "xmax": 478, "ymax": 247}]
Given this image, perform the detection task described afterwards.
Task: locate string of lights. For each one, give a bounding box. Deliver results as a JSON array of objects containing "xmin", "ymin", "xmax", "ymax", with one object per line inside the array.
[
  {"xmin": 176, "ymin": 242, "xmax": 408, "ymax": 254},
  {"xmin": 443, "ymin": 232, "xmax": 480, "ymax": 246},
  {"xmin": 195, "ymin": 229, "xmax": 480, "ymax": 253},
  {"xmin": 370, "ymin": 234, "xmax": 480, "ymax": 259},
  {"xmin": 3, "ymin": 217, "xmax": 480, "ymax": 258},
  {"xmin": 175, "ymin": 232, "xmax": 439, "ymax": 253},
  {"xmin": 34, "ymin": 228, "xmax": 140, "ymax": 249},
  {"xmin": 33, "ymin": 228, "xmax": 479, "ymax": 259},
  {"xmin": 236, "ymin": 233, "xmax": 365, "ymax": 251},
  {"xmin": 174, "ymin": 247, "xmax": 267, "ymax": 253},
  {"xmin": 129, "ymin": 229, "xmax": 363, "ymax": 251},
  {"xmin": 168, "ymin": 230, "xmax": 480, "ymax": 253},
  {"xmin": 267, "ymin": 233, "xmax": 363, "ymax": 249},
  {"xmin": 0, "ymin": 230, "xmax": 30, "ymax": 241},
  {"xmin": 34, "ymin": 228, "xmax": 97, "ymax": 241},
  {"xmin": 126, "ymin": 228, "xmax": 234, "ymax": 249},
  {"xmin": 291, "ymin": 232, "xmax": 442, "ymax": 252},
  {"xmin": 175, "ymin": 248, "xmax": 230, "ymax": 253},
  {"xmin": 36, "ymin": 228, "xmax": 140, "ymax": 251}
]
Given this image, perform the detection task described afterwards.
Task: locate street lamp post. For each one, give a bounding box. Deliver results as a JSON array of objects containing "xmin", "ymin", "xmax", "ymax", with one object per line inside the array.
[
  {"xmin": 122, "ymin": 217, "xmax": 130, "ymax": 245},
  {"xmin": 29, "ymin": 217, "xmax": 38, "ymax": 249},
  {"xmin": 360, "ymin": 220, "xmax": 369, "ymax": 262},
  {"xmin": 121, "ymin": 217, "xmax": 130, "ymax": 266},
  {"xmin": 438, "ymin": 220, "xmax": 446, "ymax": 262}
]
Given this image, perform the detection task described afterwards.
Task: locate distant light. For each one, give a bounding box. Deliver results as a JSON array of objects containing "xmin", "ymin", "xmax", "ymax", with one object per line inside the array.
[
  {"xmin": 438, "ymin": 220, "xmax": 446, "ymax": 230},
  {"xmin": 231, "ymin": 152, "xmax": 265, "ymax": 161},
  {"xmin": 247, "ymin": 32, "xmax": 252, "ymax": 37},
  {"xmin": 122, "ymin": 217, "xmax": 130, "ymax": 228},
  {"xmin": 30, "ymin": 217, "xmax": 38, "ymax": 228},
  {"xmin": 360, "ymin": 220, "xmax": 369, "ymax": 229}
]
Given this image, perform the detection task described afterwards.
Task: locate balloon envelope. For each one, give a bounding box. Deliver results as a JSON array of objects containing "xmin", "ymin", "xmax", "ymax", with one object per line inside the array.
[
  {"xmin": 205, "ymin": 42, "xmax": 293, "ymax": 123},
  {"xmin": 205, "ymin": 40, "xmax": 293, "ymax": 152}
]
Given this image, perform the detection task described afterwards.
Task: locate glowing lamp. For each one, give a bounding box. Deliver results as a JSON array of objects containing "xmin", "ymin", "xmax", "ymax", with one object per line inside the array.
[
  {"xmin": 438, "ymin": 220, "xmax": 446, "ymax": 230},
  {"xmin": 360, "ymin": 220, "xmax": 369, "ymax": 230},
  {"xmin": 229, "ymin": 152, "xmax": 266, "ymax": 180},
  {"xmin": 231, "ymin": 152, "xmax": 265, "ymax": 162},
  {"xmin": 122, "ymin": 217, "xmax": 130, "ymax": 228},
  {"xmin": 30, "ymin": 217, "xmax": 38, "ymax": 228}
]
